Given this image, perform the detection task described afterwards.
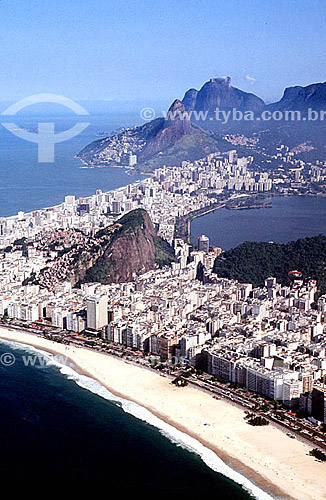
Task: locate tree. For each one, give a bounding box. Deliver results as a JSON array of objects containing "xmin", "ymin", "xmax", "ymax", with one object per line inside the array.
[
  {"xmin": 245, "ymin": 414, "xmax": 269, "ymax": 426},
  {"xmin": 172, "ymin": 377, "xmax": 188, "ymax": 387},
  {"xmin": 309, "ymin": 448, "xmax": 326, "ymax": 461}
]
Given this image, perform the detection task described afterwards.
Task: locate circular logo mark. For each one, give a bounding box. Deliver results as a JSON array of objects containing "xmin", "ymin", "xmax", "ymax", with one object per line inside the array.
[
  {"xmin": 0, "ymin": 352, "xmax": 15, "ymax": 366},
  {"xmin": 140, "ymin": 107, "xmax": 155, "ymax": 121}
]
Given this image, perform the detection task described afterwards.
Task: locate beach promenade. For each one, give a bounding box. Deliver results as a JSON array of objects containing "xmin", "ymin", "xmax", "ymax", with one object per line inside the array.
[{"xmin": 0, "ymin": 328, "xmax": 324, "ymax": 500}]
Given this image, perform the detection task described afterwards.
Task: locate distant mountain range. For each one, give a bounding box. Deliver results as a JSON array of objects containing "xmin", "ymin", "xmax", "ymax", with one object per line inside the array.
[
  {"xmin": 267, "ymin": 81, "xmax": 326, "ymax": 110},
  {"xmin": 77, "ymin": 98, "xmax": 223, "ymax": 169},
  {"xmin": 182, "ymin": 77, "xmax": 326, "ymax": 113},
  {"xmin": 77, "ymin": 77, "xmax": 326, "ymax": 169}
]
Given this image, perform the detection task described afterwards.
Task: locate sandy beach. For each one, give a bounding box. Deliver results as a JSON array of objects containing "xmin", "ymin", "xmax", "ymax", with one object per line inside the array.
[{"xmin": 0, "ymin": 327, "xmax": 324, "ymax": 500}]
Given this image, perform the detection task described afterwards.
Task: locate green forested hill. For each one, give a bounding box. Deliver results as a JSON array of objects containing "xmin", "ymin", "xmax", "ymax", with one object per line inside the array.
[{"xmin": 213, "ymin": 234, "xmax": 326, "ymax": 293}]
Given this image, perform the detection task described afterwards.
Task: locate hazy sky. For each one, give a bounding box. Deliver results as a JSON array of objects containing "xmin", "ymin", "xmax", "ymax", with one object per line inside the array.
[{"xmin": 1, "ymin": 0, "xmax": 326, "ymax": 104}]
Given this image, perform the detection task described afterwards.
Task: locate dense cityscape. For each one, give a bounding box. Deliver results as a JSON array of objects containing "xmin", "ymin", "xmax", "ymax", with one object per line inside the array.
[{"xmin": 1, "ymin": 146, "xmax": 326, "ymax": 454}]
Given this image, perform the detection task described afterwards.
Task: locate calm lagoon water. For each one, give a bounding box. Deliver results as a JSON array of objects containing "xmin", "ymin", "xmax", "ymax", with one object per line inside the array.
[{"xmin": 191, "ymin": 195, "xmax": 326, "ymax": 249}]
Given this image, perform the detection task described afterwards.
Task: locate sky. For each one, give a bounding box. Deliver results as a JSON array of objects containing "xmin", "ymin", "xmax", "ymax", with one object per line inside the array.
[{"xmin": 1, "ymin": 0, "xmax": 326, "ymax": 105}]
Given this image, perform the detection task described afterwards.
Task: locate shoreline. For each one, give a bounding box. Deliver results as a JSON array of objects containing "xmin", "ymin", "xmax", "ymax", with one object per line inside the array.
[
  {"xmin": 3, "ymin": 160, "xmax": 146, "ymax": 220},
  {"xmin": 0, "ymin": 328, "xmax": 324, "ymax": 500},
  {"xmin": 184, "ymin": 193, "xmax": 271, "ymax": 242},
  {"xmin": 189, "ymin": 193, "xmax": 326, "ymax": 248}
]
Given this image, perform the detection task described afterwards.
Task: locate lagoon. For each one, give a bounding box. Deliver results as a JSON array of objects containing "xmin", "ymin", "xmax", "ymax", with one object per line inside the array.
[{"xmin": 191, "ymin": 195, "xmax": 326, "ymax": 249}]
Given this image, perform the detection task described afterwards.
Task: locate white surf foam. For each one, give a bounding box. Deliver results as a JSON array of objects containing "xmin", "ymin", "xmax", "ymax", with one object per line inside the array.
[{"xmin": 0, "ymin": 338, "xmax": 278, "ymax": 500}]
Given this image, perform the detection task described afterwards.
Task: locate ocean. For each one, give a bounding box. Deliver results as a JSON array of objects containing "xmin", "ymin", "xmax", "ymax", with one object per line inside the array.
[
  {"xmin": 0, "ymin": 104, "xmax": 147, "ymax": 217},
  {"xmin": 191, "ymin": 195, "xmax": 326, "ymax": 249},
  {"xmin": 0, "ymin": 340, "xmax": 272, "ymax": 499}
]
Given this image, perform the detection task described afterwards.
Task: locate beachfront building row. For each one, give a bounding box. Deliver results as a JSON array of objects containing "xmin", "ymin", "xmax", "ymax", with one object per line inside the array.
[
  {"xmin": 0, "ymin": 150, "xmax": 326, "ymax": 423},
  {"xmin": 203, "ymin": 347, "xmax": 315, "ymax": 407},
  {"xmin": 299, "ymin": 386, "xmax": 326, "ymax": 426}
]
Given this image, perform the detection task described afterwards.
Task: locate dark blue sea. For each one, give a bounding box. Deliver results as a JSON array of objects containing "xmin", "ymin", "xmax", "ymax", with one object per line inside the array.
[{"xmin": 0, "ymin": 341, "xmax": 270, "ymax": 499}]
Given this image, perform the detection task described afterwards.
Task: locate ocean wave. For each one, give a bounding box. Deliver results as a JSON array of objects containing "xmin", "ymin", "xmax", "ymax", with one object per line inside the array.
[
  {"xmin": 71, "ymin": 373, "xmax": 276, "ymax": 500},
  {"xmin": 0, "ymin": 338, "xmax": 277, "ymax": 500},
  {"xmin": 0, "ymin": 338, "xmax": 53, "ymax": 359}
]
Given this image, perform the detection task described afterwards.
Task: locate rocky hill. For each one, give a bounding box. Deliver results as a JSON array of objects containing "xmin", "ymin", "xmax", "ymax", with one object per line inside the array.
[
  {"xmin": 182, "ymin": 77, "xmax": 265, "ymax": 113},
  {"xmin": 77, "ymin": 99, "xmax": 223, "ymax": 169},
  {"xmin": 35, "ymin": 210, "xmax": 175, "ymax": 289},
  {"xmin": 79, "ymin": 209, "xmax": 175, "ymax": 284},
  {"xmin": 267, "ymin": 81, "xmax": 326, "ymax": 111}
]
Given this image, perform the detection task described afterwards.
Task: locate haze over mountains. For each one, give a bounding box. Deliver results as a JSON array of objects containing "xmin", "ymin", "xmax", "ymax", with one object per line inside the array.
[
  {"xmin": 182, "ymin": 77, "xmax": 265, "ymax": 113},
  {"xmin": 267, "ymin": 81, "xmax": 326, "ymax": 110},
  {"xmin": 77, "ymin": 77, "xmax": 326, "ymax": 169},
  {"xmin": 182, "ymin": 77, "xmax": 326, "ymax": 113}
]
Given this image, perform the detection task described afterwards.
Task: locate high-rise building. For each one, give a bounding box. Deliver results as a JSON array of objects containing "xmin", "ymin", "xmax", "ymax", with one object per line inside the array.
[
  {"xmin": 265, "ymin": 277, "xmax": 277, "ymax": 289},
  {"xmin": 64, "ymin": 195, "xmax": 75, "ymax": 206},
  {"xmin": 198, "ymin": 234, "xmax": 210, "ymax": 253},
  {"xmin": 228, "ymin": 150, "xmax": 237, "ymax": 164},
  {"xmin": 311, "ymin": 387, "xmax": 326, "ymax": 422},
  {"xmin": 283, "ymin": 379, "xmax": 302, "ymax": 408},
  {"xmin": 128, "ymin": 154, "xmax": 137, "ymax": 166},
  {"xmin": 86, "ymin": 295, "xmax": 108, "ymax": 330},
  {"xmin": 112, "ymin": 200, "xmax": 121, "ymax": 213}
]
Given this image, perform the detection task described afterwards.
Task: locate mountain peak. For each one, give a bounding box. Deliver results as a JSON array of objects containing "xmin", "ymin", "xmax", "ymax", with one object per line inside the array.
[
  {"xmin": 209, "ymin": 76, "xmax": 232, "ymax": 87},
  {"xmin": 167, "ymin": 99, "xmax": 187, "ymax": 116},
  {"xmin": 268, "ymin": 81, "xmax": 326, "ymax": 110},
  {"xmin": 80, "ymin": 209, "xmax": 175, "ymax": 284},
  {"xmin": 182, "ymin": 76, "xmax": 264, "ymax": 113}
]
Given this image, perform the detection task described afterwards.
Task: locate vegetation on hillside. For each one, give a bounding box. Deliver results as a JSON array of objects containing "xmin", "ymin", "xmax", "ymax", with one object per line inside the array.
[
  {"xmin": 114, "ymin": 208, "xmax": 148, "ymax": 232},
  {"xmin": 80, "ymin": 209, "xmax": 175, "ymax": 284},
  {"xmin": 81, "ymin": 254, "xmax": 117, "ymax": 284},
  {"xmin": 213, "ymin": 234, "xmax": 326, "ymax": 295},
  {"xmin": 154, "ymin": 237, "xmax": 175, "ymax": 268}
]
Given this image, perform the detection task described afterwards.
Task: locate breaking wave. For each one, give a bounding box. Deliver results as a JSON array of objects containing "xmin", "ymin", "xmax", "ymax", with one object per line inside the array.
[{"xmin": 0, "ymin": 338, "xmax": 277, "ymax": 500}]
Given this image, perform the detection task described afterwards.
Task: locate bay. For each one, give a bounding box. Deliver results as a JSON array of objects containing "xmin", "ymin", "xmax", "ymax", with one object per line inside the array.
[{"xmin": 0, "ymin": 106, "xmax": 144, "ymax": 217}]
